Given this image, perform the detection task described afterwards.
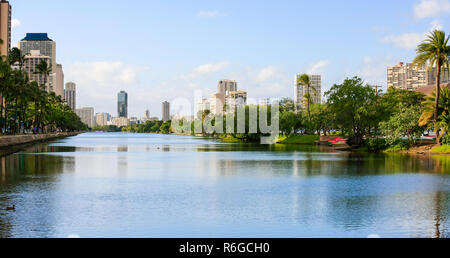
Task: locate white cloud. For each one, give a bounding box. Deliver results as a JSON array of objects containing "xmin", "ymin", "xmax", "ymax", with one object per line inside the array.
[
  {"xmin": 382, "ymin": 33, "xmax": 424, "ymax": 49},
  {"xmin": 65, "ymin": 61, "xmax": 150, "ymax": 115},
  {"xmin": 256, "ymin": 66, "xmax": 278, "ymax": 83},
  {"xmin": 307, "ymin": 60, "xmax": 330, "ymax": 74},
  {"xmin": 430, "ymin": 19, "xmax": 443, "ymax": 30},
  {"xmin": 197, "ymin": 10, "xmax": 220, "ymax": 18},
  {"xmin": 11, "ymin": 19, "xmax": 20, "ymax": 28},
  {"xmin": 358, "ymin": 56, "xmax": 396, "ymax": 87},
  {"xmin": 183, "ymin": 62, "xmax": 230, "ymax": 79},
  {"xmin": 413, "ymin": 0, "xmax": 450, "ymax": 19},
  {"xmin": 68, "ymin": 61, "xmax": 149, "ymax": 86},
  {"xmin": 193, "ymin": 62, "xmax": 229, "ymax": 74},
  {"xmin": 382, "ymin": 20, "xmax": 443, "ymax": 49}
]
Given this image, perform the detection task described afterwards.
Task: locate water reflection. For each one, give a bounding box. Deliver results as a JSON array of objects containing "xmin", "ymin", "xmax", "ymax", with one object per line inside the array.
[{"xmin": 0, "ymin": 133, "xmax": 449, "ymax": 238}]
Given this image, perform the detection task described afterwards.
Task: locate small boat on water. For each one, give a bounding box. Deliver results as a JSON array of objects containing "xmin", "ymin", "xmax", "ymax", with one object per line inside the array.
[{"xmin": 6, "ymin": 205, "xmax": 15, "ymax": 211}]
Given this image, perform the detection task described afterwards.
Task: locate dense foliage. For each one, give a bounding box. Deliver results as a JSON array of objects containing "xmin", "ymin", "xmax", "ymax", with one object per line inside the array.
[{"xmin": 0, "ymin": 48, "xmax": 87, "ymax": 134}]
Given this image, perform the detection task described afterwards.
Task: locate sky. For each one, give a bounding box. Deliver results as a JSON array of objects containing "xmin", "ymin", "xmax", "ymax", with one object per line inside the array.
[{"xmin": 10, "ymin": 0, "xmax": 450, "ymax": 118}]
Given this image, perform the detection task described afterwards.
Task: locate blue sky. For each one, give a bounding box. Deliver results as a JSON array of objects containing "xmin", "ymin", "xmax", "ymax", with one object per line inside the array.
[{"xmin": 10, "ymin": 0, "xmax": 450, "ymax": 117}]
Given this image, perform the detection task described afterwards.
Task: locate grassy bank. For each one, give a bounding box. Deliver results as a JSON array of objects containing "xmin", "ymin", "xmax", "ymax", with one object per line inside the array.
[
  {"xmin": 278, "ymin": 135, "xmax": 320, "ymax": 144},
  {"xmin": 431, "ymin": 145, "xmax": 450, "ymax": 154}
]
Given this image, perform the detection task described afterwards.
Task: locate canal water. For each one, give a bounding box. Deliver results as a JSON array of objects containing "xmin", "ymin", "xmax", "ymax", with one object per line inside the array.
[{"xmin": 0, "ymin": 133, "xmax": 449, "ymax": 238}]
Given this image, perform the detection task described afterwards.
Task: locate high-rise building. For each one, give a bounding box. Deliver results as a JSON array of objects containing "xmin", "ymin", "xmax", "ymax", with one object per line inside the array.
[
  {"xmin": 95, "ymin": 113, "xmax": 111, "ymax": 126},
  {"xmin": 23, "ymin": 50, "xmax": 51, "ymax": 89},
  {"xmin": 18, "ymin": 33, "xmax": 57, "ymax": 92},
  {"xmin": 209, "ymin": 93, "xmax": 225, "ymax": 116},
  {"xmin": 258, "ymin": 98, "xmax": 271, "ymax": 106},
  {"xmin": 76, "ymin": 107, "xmax": 95, "ymax": 128},
  {"xmin": 145, "ymin": 110, "xmax": 150, "ymax": 119},
  {"xmin": 226, "ymin": 90, "xmax": 247, "ymax": 113},
  {"xmin": 196, "ymin": 99, "xmax": 211, "ymax": 118},
  {"xmin": 294, "ymin": 74, "xmax": 322, "ymax": 110},
  {"xmin": 0, "ymin": 0, "xmax": 11, "ymax": 59},
  {"xmin": 55, "ymin": 64, "xmax": 64, "ymax": 97},
  {"xmin": 111, "ymin": 117, "xmax": 130, "ymax": 127},
  {"xmin": 387, "ymin": 62, "xmax": 450, "ymax": 90},
  {"xmin": 64, "ymin": 82, "xmax": 76, "ymax": 110},
  {"xmin": 118, "ymin": 91, "xmax": 128, "ymax": 118},
  {"xmin": 218, "ymin": 80, "xmax": 237, "ymax": 95},
  {"xmin": 162, "ymin": 101, "xmax": 170, "ymax": 121}
]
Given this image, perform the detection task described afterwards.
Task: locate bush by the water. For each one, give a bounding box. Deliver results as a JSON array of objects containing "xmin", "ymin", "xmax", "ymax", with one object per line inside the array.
[
  {"xmin": 364, "ymin": 138, "xmax": 388, "ymax": 152},
  {"xmin": 363, "ymin": 138, "xmax": 412, "ymax": 153},
  {"xmin": 443, "ymin": 134, "xmax": 450, "ymax": 145},
  {"xmin": 385, "ymin": 141, "xmax": 411, "ymax": 152}
]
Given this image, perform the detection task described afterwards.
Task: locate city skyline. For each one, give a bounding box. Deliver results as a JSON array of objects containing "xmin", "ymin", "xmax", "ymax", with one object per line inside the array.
[{"xmin": 9, "ymin": 0, "xmax": 450, "ymax": 117}]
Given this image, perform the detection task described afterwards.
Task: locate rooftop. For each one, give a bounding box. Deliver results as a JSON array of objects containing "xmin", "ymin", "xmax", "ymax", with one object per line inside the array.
[
  {"xmin": 415, "ymin": 83, "xmax": 450, "ymax": 95},
  {"xmin": 21, "ymin": 33, "xmax": 53, "ymax": 41}
]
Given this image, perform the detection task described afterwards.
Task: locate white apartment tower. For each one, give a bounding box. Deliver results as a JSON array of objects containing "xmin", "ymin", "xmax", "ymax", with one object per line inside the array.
[
  {"xmin": 387, "ymin": 62, "xmax": 450, "ymax": 90},
  {"xmin": 76, "ymin": 107, "xmax": 95, "ymax": 128},
  {"xmin": 23, "ymin": 50, "xmax": 51, "ymax": 90},
  {"xmin": 64, "ymin": 82, "xmax": 76, "ymax": 110},
  {"xmin": 294, "ymin": 74, "xmax": 322, "ymax": 110}
]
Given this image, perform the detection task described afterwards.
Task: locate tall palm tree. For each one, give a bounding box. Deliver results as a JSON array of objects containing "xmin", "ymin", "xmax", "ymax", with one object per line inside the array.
[
  {"xmin": 413, "ymin": 30, "xmax": 450, "ymax": 144},
  {"xmin": 297, "ymin": 74, "xmax": 317, "ymax": 119},
  {"xmin": 34, "ymin": 59, "xmax": 52, "ymax": 92},
  {"xmin": 8, "ymin": 47, "xmax": 26, "ymax": 70},
  {"xmin": 0, "ymin": 60, "xmax": 12, "ymax": 133}
]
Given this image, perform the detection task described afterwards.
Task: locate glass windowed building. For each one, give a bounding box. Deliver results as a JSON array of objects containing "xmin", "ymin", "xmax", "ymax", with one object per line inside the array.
[
  {"xmin": 19, "ymin": 33, "xmax": 57, "ymax": 92},
  {"xmin": 118, "ymin": 91, "xmax": 128, "ymax": 118}
]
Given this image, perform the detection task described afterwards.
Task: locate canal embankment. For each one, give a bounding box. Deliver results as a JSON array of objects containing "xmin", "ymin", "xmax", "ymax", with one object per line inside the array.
[{"xmin": 0, "ymin": 132, "xmax": 82, "ymax": 156}]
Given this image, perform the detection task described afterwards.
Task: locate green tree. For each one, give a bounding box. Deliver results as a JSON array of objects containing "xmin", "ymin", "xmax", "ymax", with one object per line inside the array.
[
  {"xmin": 420, "ymin": 87, "xmax": 450, "ymax": 144},
  {"xmin": 380, "ymin": 105, "xmax": 425, "ymax": 147},
  {"xmin": 325, "ymin": 77, "xmax": 381, "ymax": 146},
  {"xmin": 160, "ymin": 120, "xmax": 172, "ymax": 134},
  {"xmin": 279, "ymin": 98, "xmax": 296, "ymax": 112},
  {"xmin": 413, "ymin": 30, "xmax": 450, "ymax": 145},
  {"xmin": 8, "ymin": 47, "xmax": 26, "ymax": 70},
  {"xmin": 279, "ymin": 111, "xmax": 300, "ymax": 135}
]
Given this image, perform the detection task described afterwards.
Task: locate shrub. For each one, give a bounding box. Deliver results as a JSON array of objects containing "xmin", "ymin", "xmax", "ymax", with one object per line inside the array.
[
  {"xmin": 443, "ymin": 134, "xmax": 450, "ymax": 145},
  {"xmin": 364, "ymin": 138, "xmax": 388, "ymax": 152},
  {"xmin": 385, "ymin": 141, "xmax": 411, "ymax": 152}
]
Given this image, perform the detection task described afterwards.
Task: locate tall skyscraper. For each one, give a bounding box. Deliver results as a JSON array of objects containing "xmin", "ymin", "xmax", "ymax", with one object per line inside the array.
[
  {"xmin": 218, "ymin": 80, "xmax": 237, "ymax": 95},
  {"xmin": 23, "ymin": 50, "xmax": 51, "ymax": 89},
  {"xmin": 387, "ymin": 62, "xmax": 450, "ymax": 90},
  {"xmin": 294, "ymin": 74, "xmax": 322, "ymax": 110},
  {"xmin": 76, "ymin": 107, "xmax": 95, "ymax": 128},
  {"xmin": 0, "ymin": 0, "xmax": 11, "ymax": 59},
  {"xmin": 64, "ymin": 82, "xmax": 76, "ymax": 110},
  {"xmin": 145, "ymin": 110, "xmax": 150, "ymax": 119},
  {"xmin": 18, "ymin": 33, "xmax": 57, "ymax": 92},
  {"xmin": 162, "ymin": 101, "xmax": 170, "ymax": 122},
  {"xmin": 118, "ymin": 91, "xmax": 128, "ymax": 118},
  {"xmin": 55, "ymin": 64, "xmax": 64, "ymax": 97}
]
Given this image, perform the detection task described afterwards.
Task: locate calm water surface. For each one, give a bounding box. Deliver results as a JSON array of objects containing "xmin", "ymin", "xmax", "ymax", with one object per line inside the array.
[{"xmin": 0, "ymin": 132, "xmax": 449, "ymax": 238}]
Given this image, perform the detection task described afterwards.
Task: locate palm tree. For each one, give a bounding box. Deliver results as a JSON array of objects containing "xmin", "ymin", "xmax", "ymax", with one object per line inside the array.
[
  {"xmin": 297, "ymin": 74, "xmax": 317, "ymax": 119},
  {"xmin": 34, "ymin": 59, "xmax": 52, "ymax": 92},
  {"xmin": 413, "ymin": 30, "xmax": 450, "ymax": 144},
  {"xmin": 420, "ymin": 87, "xmax": 450, "ymax": 144},
  {"xmin": 8, "ymin": 47, "xmax": 26, "ymax": 70},
  {"xmin": 0, "ymin": 60, "xmax": 12, "ymax": 133}
]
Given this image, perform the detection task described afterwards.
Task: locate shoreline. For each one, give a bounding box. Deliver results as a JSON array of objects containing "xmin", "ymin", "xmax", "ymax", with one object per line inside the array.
[{"xmin": 0, "ymin": 132, "xmax": 83, "ymax": 157}]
